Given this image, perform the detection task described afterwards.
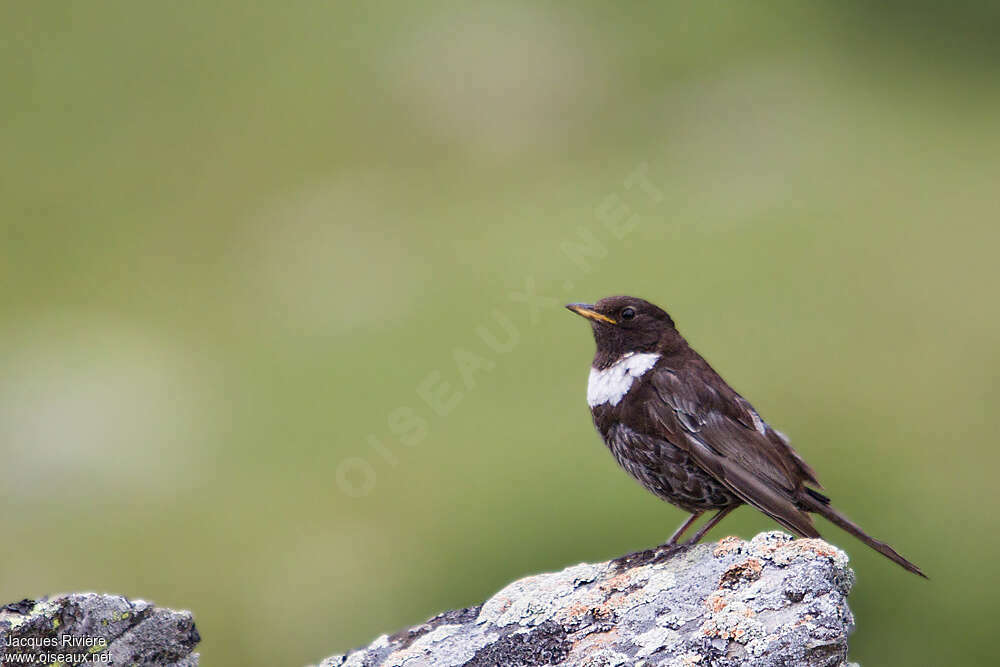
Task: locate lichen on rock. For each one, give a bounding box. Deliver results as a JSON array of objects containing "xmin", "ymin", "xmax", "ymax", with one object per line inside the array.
[
  {"xmin": 0, "ymin": 593, "xmax": 200, "ymax": 666},
  {"xmin": 318, "ymin": 532, "xmax": 857, "ymax": 667}
]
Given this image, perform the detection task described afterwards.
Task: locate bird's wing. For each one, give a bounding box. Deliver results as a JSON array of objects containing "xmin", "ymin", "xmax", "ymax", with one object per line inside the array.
[{"xmin": 645, "ymin": 361, "xmax": 821, "ymax": 537}]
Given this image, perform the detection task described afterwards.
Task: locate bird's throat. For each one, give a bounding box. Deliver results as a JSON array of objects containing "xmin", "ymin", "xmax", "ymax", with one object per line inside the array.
[{"xmin": 587, "ymin": 352, "xmax": 661, "ymax": 407}]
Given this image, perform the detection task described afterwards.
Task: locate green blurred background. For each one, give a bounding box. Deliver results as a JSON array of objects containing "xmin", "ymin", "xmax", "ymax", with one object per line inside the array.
[{"xmin": 2, "ymin": 2, "xmax": 998, "ymax": 665}]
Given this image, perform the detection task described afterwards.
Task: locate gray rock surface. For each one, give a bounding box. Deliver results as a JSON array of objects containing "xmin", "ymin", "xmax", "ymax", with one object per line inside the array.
[
  {"xmin": 320, "ymin": 532, "xmax": 856, "ymax": 667},
  {"xmin": 0, "ymin": 593, "xmax": 199, "ymax": 666}
]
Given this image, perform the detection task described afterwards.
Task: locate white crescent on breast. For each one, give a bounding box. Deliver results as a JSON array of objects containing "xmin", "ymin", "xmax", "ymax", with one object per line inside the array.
[{"xmin": 587, "ymin": 352, "xmax": 661, "ymax": 407}]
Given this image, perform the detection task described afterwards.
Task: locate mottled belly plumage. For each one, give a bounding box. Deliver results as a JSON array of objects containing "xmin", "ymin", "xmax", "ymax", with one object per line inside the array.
[{"xmin": 602, "ymin": 423, "xmax": 736, "ymax": 513}]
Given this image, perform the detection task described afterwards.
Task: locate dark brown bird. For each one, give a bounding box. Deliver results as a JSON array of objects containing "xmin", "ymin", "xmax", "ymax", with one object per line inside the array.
[{"xmin": 567, "ymin": 295, "xmax": 925, "ymax": 577}]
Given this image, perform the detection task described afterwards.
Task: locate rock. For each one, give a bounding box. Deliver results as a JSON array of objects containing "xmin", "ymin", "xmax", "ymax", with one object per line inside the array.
[
  {"xmin": 318, "ymin": 532, "xmax": 856, "ymax": 667},
  {"xmin": 0, "ymin": 593, "xmax": 200, "ymax": 666}
]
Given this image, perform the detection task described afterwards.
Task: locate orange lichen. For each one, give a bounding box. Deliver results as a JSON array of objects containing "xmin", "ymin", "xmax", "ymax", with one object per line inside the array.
[
  {"xmin": 604, "ymin": 592, "xmax": 627, "ymax": 610},
  {"xmin": 706, "ymin": 592, "xmax": 728, "ymax": 612},
  {"xmin": 792, "ymin": 539, "xmax": 838, "ymax": 558},
  {"xmin": 571, "ymin": 628, "xmax": 621, "ymax": 666},
  {"xmin": 719, "ymin": 558, "xmax": 763, "ymax": 587},
  {"xmin": 561, "ymin": 602, "xmax": 591, "ymax": 620},
  {"xmin": 713, "ymin": 536, "xmax": 743, "ymax": 557},
  {"xmin": 598, "ymin": 571, "xmax": 636, "ymax": 593}
]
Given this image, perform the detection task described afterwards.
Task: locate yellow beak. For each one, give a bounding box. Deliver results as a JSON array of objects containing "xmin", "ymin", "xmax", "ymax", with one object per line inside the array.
[{"xmin": 566, "ymin": 303, "xmax": 616, "ymax": 324}]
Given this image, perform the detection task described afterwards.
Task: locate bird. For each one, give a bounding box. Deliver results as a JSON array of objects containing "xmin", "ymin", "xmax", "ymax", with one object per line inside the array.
[{"xmin": 566, "ymin": 295, "xmax": 925, "ymax": 577}]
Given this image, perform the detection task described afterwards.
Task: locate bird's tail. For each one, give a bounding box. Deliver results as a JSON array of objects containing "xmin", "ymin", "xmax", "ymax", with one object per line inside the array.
[{"xmin": 800, "ymin": 488, "xmax": 927, "ymax": 578}]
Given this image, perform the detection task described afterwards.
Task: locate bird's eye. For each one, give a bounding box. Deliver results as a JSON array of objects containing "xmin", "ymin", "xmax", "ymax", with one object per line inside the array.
[{"xmin": 621, "ymin": 307, "xmax": 636, "ymax": 320}]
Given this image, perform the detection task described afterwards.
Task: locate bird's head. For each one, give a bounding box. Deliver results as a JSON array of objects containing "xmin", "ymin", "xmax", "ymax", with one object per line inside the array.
[{"xmin": 566, "ymin": 295, "xmax": 679, "ymax": 365}]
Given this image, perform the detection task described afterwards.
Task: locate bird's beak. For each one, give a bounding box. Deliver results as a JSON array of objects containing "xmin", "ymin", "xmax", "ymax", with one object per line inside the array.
[{"xmin": 566, "ymin": 303, "xmax": 616, "ymax": 324}]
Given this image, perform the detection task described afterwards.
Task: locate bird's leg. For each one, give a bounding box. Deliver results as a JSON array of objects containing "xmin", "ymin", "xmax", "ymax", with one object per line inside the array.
[
  {"xmin": 665, "ymin": 512, "xmax": 702, "ymax": 546},
  {"xmin": 683, "ymin": 506, "xmax": 736, "ymax": 546}
]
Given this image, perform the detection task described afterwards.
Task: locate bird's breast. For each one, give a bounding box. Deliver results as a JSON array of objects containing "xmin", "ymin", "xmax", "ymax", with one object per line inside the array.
[{"xmin": 586, "ymin": 352, "xmax": 661, "ymax": 408}]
